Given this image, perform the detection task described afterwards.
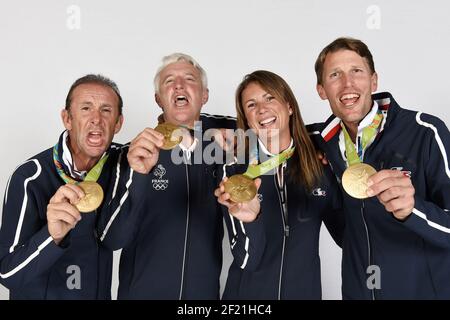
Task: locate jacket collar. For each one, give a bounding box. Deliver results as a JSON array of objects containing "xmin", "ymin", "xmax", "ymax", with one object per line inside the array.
[{"xmin": 319, "ymin": 91, "xmax": 399, "ymax": 142}]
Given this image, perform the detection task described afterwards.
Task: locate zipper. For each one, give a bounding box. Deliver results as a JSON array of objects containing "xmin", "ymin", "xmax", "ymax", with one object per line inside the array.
[
  {"xmin": 179, "ymin": 153, "xmax": 190, "ymax": 300},
  {"xmin": 360, "ymin": 200, "xmax": 375, "ymax": 300},
  {"xmin": 274, "ymin": 171, "xmax": 289, "ymax": 300}
]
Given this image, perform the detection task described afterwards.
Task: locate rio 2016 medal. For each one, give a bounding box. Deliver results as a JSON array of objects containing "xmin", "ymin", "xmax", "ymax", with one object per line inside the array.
[
  {"xmin": 75, "ymin": 181, "xmax": 104, "ymax": 213},
  {"xmin": 154, "ymin": 123, "xmax": 182, "ymax": 150},
  {"xmin": 342, "ymin": 163, "xmax": 377, "ymax": 199},
  {"xmin": 224, "ymin": 174, "xmax": 257, "ymax": 203}
]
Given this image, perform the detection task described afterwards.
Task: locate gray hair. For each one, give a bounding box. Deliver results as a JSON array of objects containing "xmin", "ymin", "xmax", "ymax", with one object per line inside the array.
[{"xmin": 153, "ymin": 53, "xmax": 208, "ymax": 94}]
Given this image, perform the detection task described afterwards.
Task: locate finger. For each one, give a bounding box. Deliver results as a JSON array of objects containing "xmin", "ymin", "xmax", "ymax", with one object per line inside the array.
[
  {"xmin": 50, "ymin": 185, "xmax": 83, "ymax": 204},
  {"xmin": 130, "ymin": 137, "xmax": 159, "ymax": 155},
  {"xmin": 368, "ymin": 175, "xmax": 413, "ymax": 197},
  {"xmin": 218, "ymin": 177, "xmax": 228, "ymax": 192},
  {"xmin": 218, "ymin": 193, "xmax": 234, "ymax": 208},
  {"xmin": 377, "ymin": 186, "xmax": 402, "ymax": 203},
  {"xmin": 48, "ymin": 202, "xmax": 82, "ymax": 221},
  {"xmin": 129, "ymin": 146, "xmax": 154, "ymax": 160},
  {"xmin": 254, "ymin": 178, "xmax": 262, "ymax": 191},
  {"xmin": 377, "ymin": 185, "xmax": 414, "ymax": 204},
  {"xmin": 384, "ymin": 197, "xmax": 414, "ymax": 215},
  {"xmin": 47, "ymin": 208, "xmax": 80, "ymax": 227},
  {"xmin": 214, "ymin": 187, "xmax": 223, "ymax": 198},
  {"xmin": 132, "ymin": 129, "xmax": 164, "ymax": 149},
  {"xmin": 368, "ymin": 169, "xmax": 404, "ymax": 185},
  {"xmin": 229, "ymin": 202, "xmax": 243, "ymax": 215}
]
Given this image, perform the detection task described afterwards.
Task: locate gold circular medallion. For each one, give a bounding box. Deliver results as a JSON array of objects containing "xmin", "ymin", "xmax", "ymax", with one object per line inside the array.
[
  {"xmin": 223, "ymin": 174, "xmax": 257, "ymax": 203},
  {"xmin": 75, "ymin": 181, "xmax": 104, "ymax": 213},
  {"xmin": 342, "ymin": 163, "xmax": 377, "ymax": 199},
  {"xmin": 154, "ymin": 123, "xmax": 182, "ymax": 150}
]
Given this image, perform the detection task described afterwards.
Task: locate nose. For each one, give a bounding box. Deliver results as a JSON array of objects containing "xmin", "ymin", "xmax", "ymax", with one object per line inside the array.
[
  {"xmin": 174, "ymin": 77, "xmax": 184, "ymax": 90},
  {"xmin": 256, "ymin": 101, "xmax": 268, "ymax": 114},
  {"xmin": 90, "ymin": 109, "xmax": 101, "ymax": 124},
  {"xmin": 341, "ymin": 73, "xmax": 353, "ymax": 88}
]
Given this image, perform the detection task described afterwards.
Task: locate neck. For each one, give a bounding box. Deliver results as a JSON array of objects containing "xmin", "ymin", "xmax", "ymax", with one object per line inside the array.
[
  {"xmin": 343, "ymin": 122, "xmax": 358, "ymax": 143},
  {"xmin": 265, "ymin": 133, "xmax": 291, "ymax": 154},
  {"xmin": 180, "ymin": 130, "xmax": 194, "ymax": 148},
  {"xmin": 68, "ymin": 140, "xmax": 99, "ymax": 172},
  {"xmin": 165, "ymin": 115, "xmax": 199, "ymax": 129}
]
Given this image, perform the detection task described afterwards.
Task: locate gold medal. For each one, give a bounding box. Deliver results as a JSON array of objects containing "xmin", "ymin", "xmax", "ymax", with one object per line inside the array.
[
  {"xmin": 223, "ymin": 174, "xmax": 257, "ymax": 203},
  {"xmin": 75, "ymin": 181, "xmax": 104, "ymax": 213},
  {"xmin": 154, "ymin": 123, "xmax": 182, "ymax": 150},
  {"xmin": 342, "ymin": 163, "xmax": 377, "ymax": 199}
]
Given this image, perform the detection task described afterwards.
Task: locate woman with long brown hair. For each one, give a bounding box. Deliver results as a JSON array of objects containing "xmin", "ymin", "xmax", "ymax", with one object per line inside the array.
[{"xmin": 216, "ymin": 70, "xmax": 344, "ymax": 299}]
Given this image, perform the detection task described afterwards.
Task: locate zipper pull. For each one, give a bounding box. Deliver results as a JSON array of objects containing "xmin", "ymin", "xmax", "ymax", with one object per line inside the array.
[{"xmin": 284, "ymin": 225, "xmax": 290, "ymax": 237}]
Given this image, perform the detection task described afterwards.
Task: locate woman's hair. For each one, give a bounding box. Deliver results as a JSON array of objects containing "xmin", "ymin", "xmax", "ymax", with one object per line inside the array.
[{"xmin": 235, "ymin": 70, "xmax": 322, "ymax": 190}]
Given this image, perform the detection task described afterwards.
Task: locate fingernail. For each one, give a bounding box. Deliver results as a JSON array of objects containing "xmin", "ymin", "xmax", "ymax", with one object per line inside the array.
[{"xmin": 366, "ymin": 188, "xmax": 374, "ymax": 197}]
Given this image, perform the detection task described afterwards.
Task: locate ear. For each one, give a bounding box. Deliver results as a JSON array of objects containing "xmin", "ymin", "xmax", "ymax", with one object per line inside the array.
[
  {"xmin": 201, "ymin": 88, "xmax": 209, "ymax": 105},
  {"xmin": 316, "ymin": 84, "xmax": 328, "ymax": 100},
  {"xmin": 371, "ymin": 72, "xmax": 378, "ymax": 93},
  {"xmin": 114, "ymin": 114, "xmax": 124, "ymax": 134},
  {"xmin": 155, "ymin": 93, "xmax": 163, "ymax": 110},
  {"xmin": 61, "ymin": 109, "xmax": 72, "ymax": 130},
  {"xmin": 287, "ymin": 103, "xmax": 293, "ymax": 115}
]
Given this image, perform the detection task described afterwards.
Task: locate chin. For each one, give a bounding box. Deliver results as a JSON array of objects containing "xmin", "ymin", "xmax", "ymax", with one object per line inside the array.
[{"xmin": 86, "ymin": 146, "xmax": 107, "ymax": 158}]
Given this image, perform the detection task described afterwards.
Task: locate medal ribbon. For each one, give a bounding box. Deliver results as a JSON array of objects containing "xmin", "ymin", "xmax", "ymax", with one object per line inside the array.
[
  {"xmin": 53, "ymin": 143, "xmax": 108, "ymax": 184},
  {"xmin": 341, "ymin": 110, "xmax": 383, "ymax": 166},
  {"xmin": 243, "ymin": 146, "xmax": 295, "ymax": 179}
]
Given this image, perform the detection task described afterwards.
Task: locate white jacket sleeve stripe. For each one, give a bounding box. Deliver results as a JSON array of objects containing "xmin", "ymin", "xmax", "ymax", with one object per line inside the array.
[
  {"xmin": 413, "ymin": 208, "xmax": 450, "ymax": 233},
  {"xmin": 100, "ymin": 169, "xmax": 134, "ymax": 241},
  {"xmin": 9, "ymin": 159, "xmax": 41, "ymax": 253},
  {"xmin": 1, "ymin": 237, "xmax": 53, "ymax": 278},
  {"xmin": 416, "ymin": 112, "xmax": 450, "ymax": 179}
]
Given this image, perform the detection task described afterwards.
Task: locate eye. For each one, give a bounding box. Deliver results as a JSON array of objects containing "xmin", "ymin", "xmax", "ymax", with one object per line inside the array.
[
  {"xmin": 164, "ymin": 78, "xmax": 174, "ymax": 85},
  {"xmin": 186, "ymin": 76, "xmax": 195, "ymax": 82},
  {"xmin": 352, "ymin": 68, "xmax": 363, "ymax": 73},
  {"xmin": 265, "ymin": 95, "xmax": 275, "ymax": 103},
  {"xmin": 246, "ymin": 102, "xmax": 256, "ymax": 109},
  {"xmin": 101, "ymin": 107, "xmax": 112, "ymax": 113},
  {"xmin": 81, "ymin": 106, "xmax": 89, "ymax": 111},
  {"xmin": 329, "ymin": 71, "xmax": 339, "ymax": 79}
]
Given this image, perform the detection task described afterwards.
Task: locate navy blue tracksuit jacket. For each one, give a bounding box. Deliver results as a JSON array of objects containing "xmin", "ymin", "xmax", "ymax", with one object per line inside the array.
[
  {"xmin": 220, "ymin": 144, "xmax": 344, "ymax": 299},
  {"xmin": 309, "ymin": 92, "xmax": 450, "ymax": 299},
  {"xmin": 0, "ymin": 132, "xmax": 118, "ymax": 299},
  {"xmin": 97, "ymin": 113, "xmax": 236, "ymax": 299}
]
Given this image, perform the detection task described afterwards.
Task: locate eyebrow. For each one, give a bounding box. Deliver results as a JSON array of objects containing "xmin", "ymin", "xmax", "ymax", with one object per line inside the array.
[{"xmin": 79, "ymin": 101, "xmax": 113, "ymax": 108}]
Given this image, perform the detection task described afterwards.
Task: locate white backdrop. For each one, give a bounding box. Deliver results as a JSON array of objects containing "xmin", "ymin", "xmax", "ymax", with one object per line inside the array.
[{"xmin": 0, "ymin": 0, "xmax": 449, "ymax": 300}]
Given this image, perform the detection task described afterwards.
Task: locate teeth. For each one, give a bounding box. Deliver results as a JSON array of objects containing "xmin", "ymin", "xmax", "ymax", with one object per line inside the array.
[
  {"xmin": 174, "ymin": 95, "xmax": 188, "ymax": 106},
  {"xmin": 340, "ymin": 93, "xmax": 359, "ymax": 101},
  {"xmin": 259, "ymin": 117, "xmax": 276, "ymax": 126}
]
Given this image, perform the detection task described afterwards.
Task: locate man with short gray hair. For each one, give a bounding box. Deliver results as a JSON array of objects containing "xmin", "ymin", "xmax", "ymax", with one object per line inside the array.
[{"xmin": 98, "ymin": 53, "xmax": 236, "ymax": 299}]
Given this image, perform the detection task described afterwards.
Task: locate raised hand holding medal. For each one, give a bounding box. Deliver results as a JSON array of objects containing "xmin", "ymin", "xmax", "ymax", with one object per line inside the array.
[
  {"xmin": 223, "ymin": 146, "xmax": 295, "ymax": 203},
  {"xmin": 341, "ymin": 111, "xmax": 382, "ymax": 199},
  {"xmin": 53, "ymin": 144, "xmax": 107, "ymax": 212},
  {"xmin": 154, "ymin": 122, "xmax": 183, "ymax": 150}
]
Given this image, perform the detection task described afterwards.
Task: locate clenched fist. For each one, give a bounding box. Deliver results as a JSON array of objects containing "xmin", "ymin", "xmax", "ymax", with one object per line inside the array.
[
  {"xmin": 127, "ymin": 128, "xmax": 164, "ymax": 174},
  {"xmin": 47, "ymin": 184, "xmax": 84, "ymax": 245},
  {"xmin": 214, "ymin": 177, "xmax": 262, "ymax": 223}
]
